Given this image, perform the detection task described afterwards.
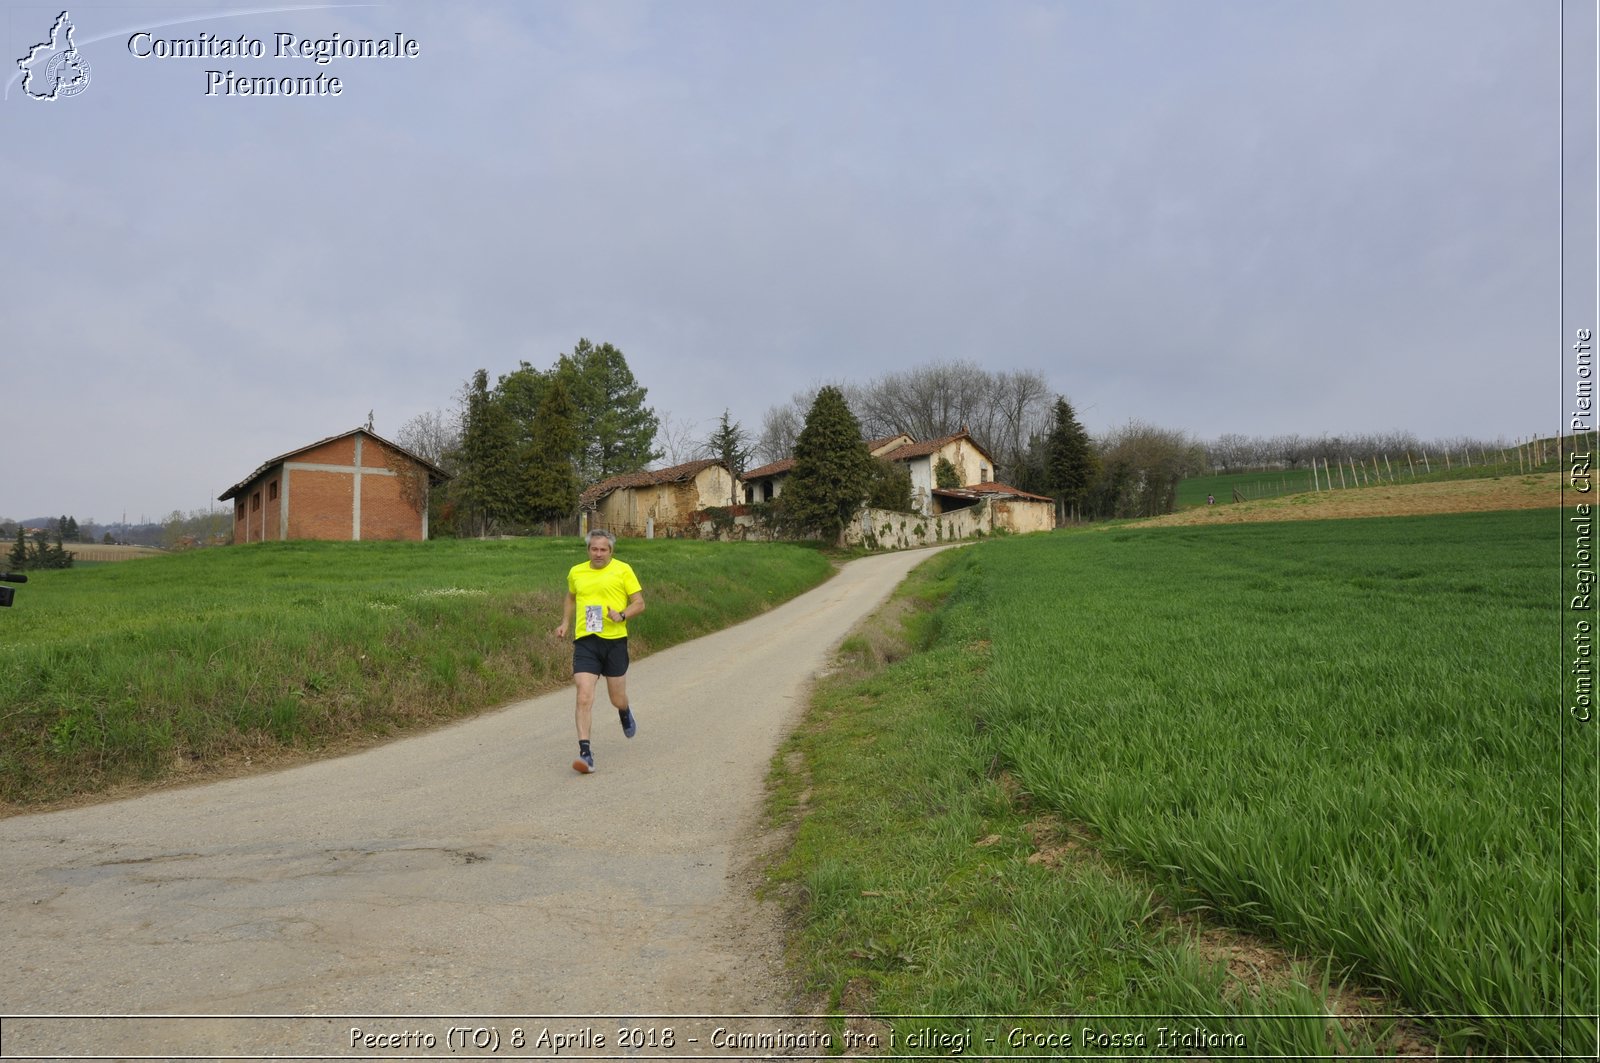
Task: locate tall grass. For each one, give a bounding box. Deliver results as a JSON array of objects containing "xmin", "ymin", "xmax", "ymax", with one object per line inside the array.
[
  {"xmin": 774, "ymin": 509, "xmax": 1585, "ymax": 1057},
  {"xmin": 772, "ymin": 550, "xmax": 1402, "ymax": 1057},
  {"xmin": 0, "ymin": 537, "xmax": 831, "ymax": 806},
  {"xmin": 970, "ymin": 509, "xmax": 1586, "ymax": 1057}
]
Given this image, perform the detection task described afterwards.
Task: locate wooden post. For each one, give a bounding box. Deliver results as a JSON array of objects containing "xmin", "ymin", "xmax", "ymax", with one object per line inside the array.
[{"xmin": 1338, "ymin": 459, "xmax": 1347, "ymax": 489}]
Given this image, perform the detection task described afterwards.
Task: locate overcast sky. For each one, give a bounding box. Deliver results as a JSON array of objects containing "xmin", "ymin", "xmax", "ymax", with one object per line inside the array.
[{"xmin": 3, "ymin": 0, "xmax": 1587, "ymax": 523}]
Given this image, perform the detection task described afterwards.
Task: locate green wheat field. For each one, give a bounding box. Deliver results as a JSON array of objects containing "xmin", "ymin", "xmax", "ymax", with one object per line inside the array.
[{"xmin": 773, "ymin": 507, "xmax": 1591, "ymax": 1058}]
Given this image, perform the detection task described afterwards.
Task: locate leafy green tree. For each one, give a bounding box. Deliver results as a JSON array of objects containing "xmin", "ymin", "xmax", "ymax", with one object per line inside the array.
[
  {"xmin": 705, "ymin": 409, "xmax": 751, "ymax": 506},
  {"xmin": 866, "ymin": 458, "xmax": 914, "ymax": 512},
  {"xmin": 1009, "ymin": 433, "xmax": 1050, "ymax": 497},
  {"xmin": 495, "ymin": 361, "xmax": 552, "ymax": 438},
  {"xmin": 1085, "ymin": 420, "xmax": 1202, "ymax": 519},
  {"xmin": 1045, "ymin": 397, "xmax": 1097, "ymax": 522},
  {"xmin": 556, "ymin": 339, "xmax": 661, "ymax": 483},
  {"xmin": 934, "ymin": 456, "xmax": 961, "ymax": 489},
  {"xmin": 782, "ymin": 386, "xmax": 875, "ymax": 544},
  {"xmin": 9, "ymin": 527, "xmax": 26, "ymax": 570},
  {"xmin": 521, "ymin": 376, "xmax": 581, "ymax": 529},
  {"xmin": 456, "ymin": 369, "xmax": 522, "ymax": 536}
]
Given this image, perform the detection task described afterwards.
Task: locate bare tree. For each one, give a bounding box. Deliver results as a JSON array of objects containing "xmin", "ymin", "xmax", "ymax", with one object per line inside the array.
[
  {"xmin": 755, "ymin": 389, "xmax": 821, "ymax": 463},
  {"xmin": 654, "ymin": 411, "xmax": 705, "ymax": 466},
  {"xmin": 396, "ymin": 408, "xmax": 461, "ymax": 471},
  {"xmin": 752, "ymin": 363, "xmax": 1054, "ymax": 480}
]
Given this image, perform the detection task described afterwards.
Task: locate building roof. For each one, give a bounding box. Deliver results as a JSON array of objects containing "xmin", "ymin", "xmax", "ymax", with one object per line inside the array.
[
  {"xmin": 879, "ymin": 428, "xmax": 996, "ymax": 464},
  {"xmin": 933, "ymin": 481, "xmax": 1054, "ymax": 504},
  {"xmin": 741, "ymin": 457, "xmax": 795, "ymax": 480},
  {"xmin": 579, "ymin": 458, "xmax": 726, "ymax": 509},
  {"xmin": 218, "ymin": 427, "xmax": 450, "ymax": 502},
  {"xmin": 744, "ymin": 435, "xmax": 913, "ymax": 481},
  {"xmin": 866, "ymin": 434, "xmax": 914, "ymax": 456}
]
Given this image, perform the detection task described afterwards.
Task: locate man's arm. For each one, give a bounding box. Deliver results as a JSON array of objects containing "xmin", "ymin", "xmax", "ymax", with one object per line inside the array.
[
  {"xmin": 555, "ymin": 591, "xmax": 576, "ymax": 638},
  {"xmin": 610, "ymin": 590, "xmax": 644, "ymax": 623}
]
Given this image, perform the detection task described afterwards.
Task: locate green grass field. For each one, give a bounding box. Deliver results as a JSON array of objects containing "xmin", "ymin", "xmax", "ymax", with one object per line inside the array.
[
  {"xmin": 0, "ymin": 537, "xmax": 831, "ymax": 806},
  {"xmin": 772, "ymin": 507, "xmax": 1589, "ymax": 1058}
]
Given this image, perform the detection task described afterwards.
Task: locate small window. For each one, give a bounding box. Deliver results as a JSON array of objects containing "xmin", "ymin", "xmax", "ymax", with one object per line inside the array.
[
  {"xmin": 268, "ymin": 481, "xmax": 279, "ymax": 502},
  {"xmin": 251, "ymin": 491, "xmax": 261, "ymax": 512}
]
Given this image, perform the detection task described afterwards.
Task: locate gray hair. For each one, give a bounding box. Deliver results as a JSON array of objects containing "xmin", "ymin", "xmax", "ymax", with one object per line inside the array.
[{"xmin": 586, "ymin": 529, "xmax": 617, "ymax": 546}]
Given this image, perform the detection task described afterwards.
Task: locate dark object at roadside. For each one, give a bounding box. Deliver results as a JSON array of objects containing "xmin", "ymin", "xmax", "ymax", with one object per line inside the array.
[{"xmin": 0, "ymin": 571, "xmax": 28, "ymax": 608}]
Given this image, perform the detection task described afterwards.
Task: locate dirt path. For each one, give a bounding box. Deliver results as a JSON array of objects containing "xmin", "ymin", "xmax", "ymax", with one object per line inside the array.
[{"xmin": 0, "ymin": 548, "xmax": 947, "ymax": 1058}]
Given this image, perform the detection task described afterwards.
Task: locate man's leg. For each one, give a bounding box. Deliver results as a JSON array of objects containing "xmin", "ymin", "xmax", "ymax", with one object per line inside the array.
[
  {"xmin": 574, "ymin": 671, "xmax": 598, "ymax": 741},
  {"xmin": 572, "ymin": 670, "xmax": 599, "ymax": 773},
  {"xmin": 604, "ymin": 674, "xmax": 628, "ymax": 712},
  {"xmin": 606, "ymin": 674, "xmax": 636, "ymax": 738}
]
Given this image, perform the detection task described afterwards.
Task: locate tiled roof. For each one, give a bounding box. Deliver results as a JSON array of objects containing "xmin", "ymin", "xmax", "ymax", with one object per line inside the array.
[
  {"xmin": 880, "ymin": 429, "xmax": 994, "ymax": 463},
  {"xmin": 218, "ymin": 427, "xmax": 449, "ymax": 501},
  {"xmin": 741, "ymin": 458, "xmax": 795, "ymax": 480},
  {"xmin": 866, "ymin": 434, "xmax": 913, "ymax": 455},
  {"xmin": 580, "ymin": 458, "xmax": 724, "ymax": 508}
]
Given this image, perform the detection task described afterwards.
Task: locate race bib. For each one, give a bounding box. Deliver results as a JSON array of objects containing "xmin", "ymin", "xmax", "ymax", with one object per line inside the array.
[{"xmin": 584, "ymin": 605, "xmax": 604, "ymax": 634}]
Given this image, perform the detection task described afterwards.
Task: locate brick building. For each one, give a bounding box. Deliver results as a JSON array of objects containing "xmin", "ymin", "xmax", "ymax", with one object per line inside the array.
[{"xmin": 219, "ymin": 428, "xmax": 449, "ymax": 543}]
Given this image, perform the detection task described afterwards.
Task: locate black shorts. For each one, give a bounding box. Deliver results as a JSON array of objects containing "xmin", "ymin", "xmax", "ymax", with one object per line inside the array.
[{"xmin": 572, "ymin": 635, "xmax": 629, "ymax": 677}]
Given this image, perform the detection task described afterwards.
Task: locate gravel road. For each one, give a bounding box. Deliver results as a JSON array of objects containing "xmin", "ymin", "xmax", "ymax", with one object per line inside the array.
[{"xmin": 0, "ymin": 547, "xmax": 944, "ymax": 1059}]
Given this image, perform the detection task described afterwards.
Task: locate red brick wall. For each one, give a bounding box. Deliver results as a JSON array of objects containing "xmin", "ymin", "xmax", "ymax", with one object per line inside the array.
[
  {"xmin": 230, "ymin": 433, "xmax": 428, "ymax": 543},
  {"xmin": 287, "ymin": 469, "xmax": 355, "ymax": 540},
  {"xmin": 297, "ymin": 437, "xmax": 357, "ymax": 466},
  {"xmin": 360, "ymin": 464, "xmax": 424, "ymax": 541},
  {"xmin": 231, "ymin": 473, "xmax": 283, "ymax": 543}
]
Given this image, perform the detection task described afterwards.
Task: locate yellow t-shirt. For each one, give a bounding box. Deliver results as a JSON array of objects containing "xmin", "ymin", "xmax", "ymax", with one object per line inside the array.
[{"xmin": 567, "ymin": 558, "xmax": 641, "ymax": 640}]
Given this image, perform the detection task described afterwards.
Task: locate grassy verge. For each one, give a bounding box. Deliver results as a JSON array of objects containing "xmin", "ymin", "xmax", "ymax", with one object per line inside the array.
[
  {"xmin": 770, "ymin": 509, "xmax": 1588, "ymax": 1058},
  {"xmin": 1, "ymin": 537, "xmax": 832, "ymax": 808}
]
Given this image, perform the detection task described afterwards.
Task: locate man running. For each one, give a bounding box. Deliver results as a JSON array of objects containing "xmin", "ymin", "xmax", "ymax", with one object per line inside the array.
[{"xmin": 553, "ymin": 529, "xmax": 643, "ymax": 774}]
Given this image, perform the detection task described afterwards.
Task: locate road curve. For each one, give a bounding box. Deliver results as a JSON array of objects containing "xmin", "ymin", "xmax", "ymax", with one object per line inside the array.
[{"xmin": 0, "ymin": 546, "xmax": 946, "ymax": 1056}]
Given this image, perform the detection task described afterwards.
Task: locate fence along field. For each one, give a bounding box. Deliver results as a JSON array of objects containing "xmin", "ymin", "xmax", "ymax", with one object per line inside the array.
[
  {"xmin": 1182, "ymin": 431, "xmax": 1570, "ymax": 508},
  {"xmin": 966, "ymin": 507, "xmax": 1584, "ymax": 1057}
]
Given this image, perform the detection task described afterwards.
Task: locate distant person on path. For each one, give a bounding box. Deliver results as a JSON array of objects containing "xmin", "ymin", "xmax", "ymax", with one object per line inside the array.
[{"xmin": 553, "ymin": 529, "xmax": 644, "ymax": 774}]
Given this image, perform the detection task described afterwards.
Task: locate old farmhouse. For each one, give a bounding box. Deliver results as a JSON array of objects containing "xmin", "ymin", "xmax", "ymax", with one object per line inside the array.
[
  {"xmin": 741, "ymin": 435, "xmax": 913, "ymax": 505},
  {"xmin": 219, "ymin": 428, "xmax": 449, "ymax": 543},
  {"xmin": 581, "ymin": 458, "xmax": 735, "ymax": 538}
]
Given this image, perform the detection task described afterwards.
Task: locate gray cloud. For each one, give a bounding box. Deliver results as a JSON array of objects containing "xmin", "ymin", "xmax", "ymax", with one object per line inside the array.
[{"xmin": 2, "ymin": 0, "xmax": 1572, "ymax": 520}]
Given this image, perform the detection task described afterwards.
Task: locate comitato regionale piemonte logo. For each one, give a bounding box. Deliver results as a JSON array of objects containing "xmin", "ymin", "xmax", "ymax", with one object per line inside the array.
[{"xmin": 17, "ymin": 10, "xmax": 91, "ymax": 100}]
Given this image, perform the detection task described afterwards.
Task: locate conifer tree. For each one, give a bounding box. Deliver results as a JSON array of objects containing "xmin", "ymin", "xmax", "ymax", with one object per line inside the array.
[
  {"xmin": 556, "ymin": 339, "xmax": 661, "ymax": 483},
  {"xmin": 1045, "ymin": 397, "xmax": 1097, "ymax": 522},
  {"xmin": 783, "ymin": 386, "xmax": 874, "ymax": 545},
  {"xmin": 456, "ymin": 369, "xmax": 522, "ymax": 536},
  {"xmin": 705, "ymin": 409, "xmax": 751, "ymax": 506},
  {"xmin": 522, "ymin": 376, "xmax": 581, "ymax": 529}
]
